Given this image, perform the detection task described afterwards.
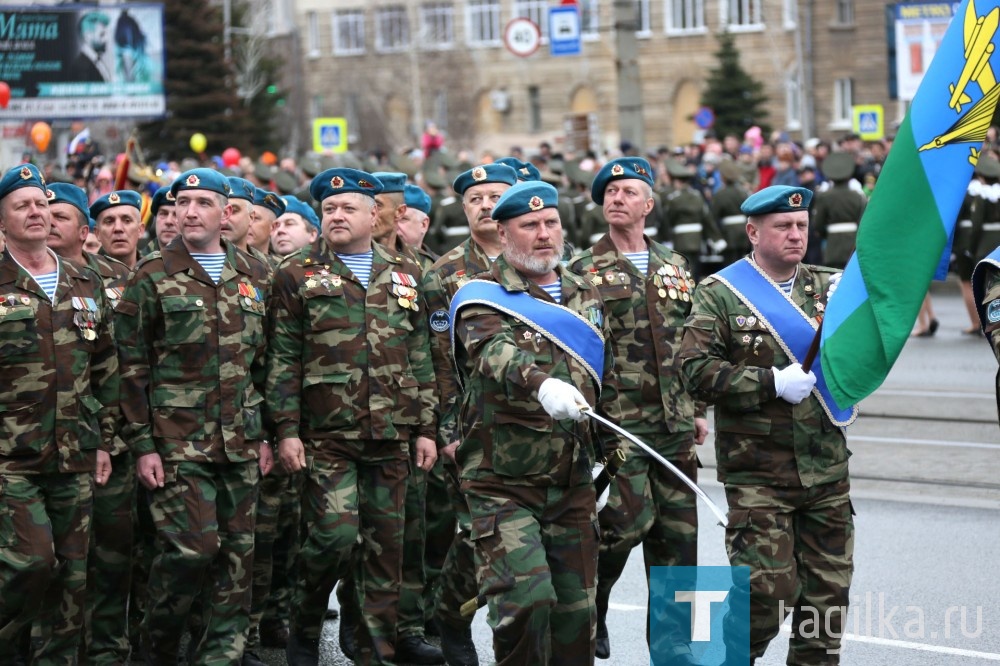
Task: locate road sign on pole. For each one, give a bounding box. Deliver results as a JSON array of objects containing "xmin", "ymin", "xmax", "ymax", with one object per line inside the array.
[
  {"xmin": 312, "ymin": 117, "xmax": 348, "ymax": 153},
  {"xmin": 694, "ymin": 107, "xmax": 715, "ymax": 130},
  {"xmin": 852, "ymin": 105, "xmax": 884, "ymax": 141},
  {"xmin": 549, "ymin": 6, "xmax": 581, "ymax": 56},
  {"xmin": 504, "ymin": 18, "xmax": 541, "ymax": 58}
]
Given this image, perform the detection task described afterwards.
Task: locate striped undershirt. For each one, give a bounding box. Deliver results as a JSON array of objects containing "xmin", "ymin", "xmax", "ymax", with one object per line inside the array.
[
  {"xmin": 337, "ymin": 251, "xmax": 374, "ymax": 288},
  {"xmin": 34, "ymin": 271, "xmax": 58, "ymax": 301},
  {"xmin": 624, "ymin": 251, "xmax": 649, "ymax": 275},
  {"xmin": 539, "ymin": 281, "xmax": 561, "ymax": 304},
  {"xmin": 776, "ymin": 275, "xmax": 795, "ymax": 294},
  {"xmin": 191, "ymin": 253, "xmax": 226, "ymax": 284}
]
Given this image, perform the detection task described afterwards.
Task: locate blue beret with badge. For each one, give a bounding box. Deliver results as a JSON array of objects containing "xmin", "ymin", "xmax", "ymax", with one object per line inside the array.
[
  {"xmin": 452, "ymin": 163, "xmax": 518, "ymax": 196},
  {"xmin": 492, "ymin": 181, "xmax": 559, "ymax": 222},
  {"xmin": 254, "ymin": 187, "xmax": 286, "ymax": 217},
  {"xmin": 47, "ymin": 183, "xmax": 90, "ymax": 222},
  {"xmin": 403, "ymin": 184, "xmax": 432, "ymax": 215},
  {"xmin": 227, "ymin": 176, "xmax": 256, "ymax": 202},
  {"xmin": 591, "ymin": 157, "xmax": 655, "ymax": 205},
  {"xmin": 0, "ymin": 163, "xmax": 47, "ymax": 201},
  {"xmin": 90, "ymin": 189, "xmax": 142, "ymax": 220},
  {"xmin": 170, "ymin": 168, "xmax": 232, "ymax": 198},
  {"xmin": 741, "ymin": 185, "xmax": 813, "ymax": 216},
  {"xmin": 282, "ymin": 196, "xmax": 321, "ymax": 230},
  {"xmin": 371, "ymin": 171, "xmax": 407, "ymax": 194},
  {"xmin": 150, "ymin": 187, "xmax": 175, "ymax": 218},
  {"xmin": 494, "ymin": 157, "xmax": 541, "ymax": 182},
  {"xmin": 310, "ymin": 168, "xmax": 384, "ymax": 202}
]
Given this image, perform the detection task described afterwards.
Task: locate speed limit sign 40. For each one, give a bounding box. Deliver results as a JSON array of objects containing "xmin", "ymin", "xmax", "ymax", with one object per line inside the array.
[{"xmin": 504, "ymin": 18, "xmax": 540, "ymax": 58}]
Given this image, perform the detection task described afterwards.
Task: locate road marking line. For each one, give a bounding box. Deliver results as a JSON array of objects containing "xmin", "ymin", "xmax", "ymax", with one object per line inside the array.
[
  {"xmin": 874, "ymin": 389, "xmax": 994, "ymax": 399},
  {"xmin": 852, "ymin": 435, "xmax": 1000, "ymax": 450},
  {"xmin": 780, "ymin": 626, "xmax": 1000, "ymax": 660},
  {"xmin": 608, "ymin": 602, "xmax": 645, "ymax": 612}
]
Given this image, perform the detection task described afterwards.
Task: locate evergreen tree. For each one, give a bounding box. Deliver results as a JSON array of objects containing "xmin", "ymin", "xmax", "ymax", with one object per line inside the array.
[{"xmin": 700, "ymin": 31, "xmax": 771, "ymax": 140}]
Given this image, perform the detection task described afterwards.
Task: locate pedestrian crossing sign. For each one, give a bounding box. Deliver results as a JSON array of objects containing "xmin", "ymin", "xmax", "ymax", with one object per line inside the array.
[
  {"xmin": 852, "ymin": 105, "xmax": 884, "ymax": 141},
  {"xmin": 312, "ymin": 117, "xmax": 348, "ymax": 154}
]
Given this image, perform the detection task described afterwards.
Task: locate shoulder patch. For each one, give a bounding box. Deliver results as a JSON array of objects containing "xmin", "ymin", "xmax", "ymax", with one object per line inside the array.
[
  {"xmin": 988, "ymin": 298, "xmax": 1000, "ymax": 324},
  {"xmin": 429, "ymin": 309, "xmax": 451, "ymax": 333}
]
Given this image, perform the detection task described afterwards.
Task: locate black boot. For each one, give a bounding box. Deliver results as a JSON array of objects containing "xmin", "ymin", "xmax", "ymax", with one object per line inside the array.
[
  {"xmin": 434, "ymin": 617, "xmax": 478, "ymax": 666},
  {"xmin": 241, "ymin": 650, "xmax": 267, "ymax": 666},
  {"xmin": 338, "ymin": 611, "xmax": 357, "ymax": 661},
  {"xmin": 286, "ymin": 633, "xmax": 320, "ymax": 666},
  {"xmin": 395, "ymin": 636, "xmax": 445, "ymax": 665},
  {"xmin": 595, "ymin": 616, "xmax": 610, "ymax": 660}
]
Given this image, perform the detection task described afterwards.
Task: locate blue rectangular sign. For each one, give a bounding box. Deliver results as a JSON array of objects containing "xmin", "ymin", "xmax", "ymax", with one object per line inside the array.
[{"xmin": 549, "ymin": 6, "xmax": 581, "ymax": 56}]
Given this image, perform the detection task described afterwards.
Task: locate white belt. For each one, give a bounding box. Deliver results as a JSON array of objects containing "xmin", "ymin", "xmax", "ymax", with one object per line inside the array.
[
  {"xmin": 958, "ymin": 219, "xmax": 972, "ymax": 229},
  {"xmin": 983, "ymin": 222, "xmax": 1000, "ymax": 231},
  {"xmin": 827, "ymin": 222, "xmax": 858, "ymax": 234},
  {"xmin": 673, "ymin": 223, "xmax": 703, "ymax": 234},
  {"xmin": 444, "ymin": 226, "xmax": 471, "ymax": 237},
  {"xmin": 722, "ymin": 215, "xmax": 746, "ymax": 226}
]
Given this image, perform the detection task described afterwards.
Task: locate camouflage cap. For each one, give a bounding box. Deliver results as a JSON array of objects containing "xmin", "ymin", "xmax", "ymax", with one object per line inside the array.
[
  {"xmin": 0, "ymin": 163, "xmax": 46, "ymax": 202},
  {"xmin": 310, "ymin": 168, "xmax": 384, "ymax": 202},
  {"xmin": 47, "ymin": 182, "xmax": 90, "ymax": 222},
  {"xmin": 253, "ymin": 187, "xmax": 286, "ymax": 217},
  {"xmin": 404, "ymin": 184, "xmax": 432, "ymax": 215},
  {"xmin": 281, "ymin": 195, "xmax": 321, "ymax": 230},
  {"xmin": 492, "ymin": 181, "xmax": 559, "ymax": 222},
  {"xmin": 494, "ymin": 157, "xmax": 541, "ymax": 182},
  {"xmin": 741, "ymin": 185, "xmax": 813, "ymax": 216},
  {"xmin": 90, "ymin": 189, "xmax": 142, "ymax": 220},
  {"xmin": 227, "ymin": 176, "xmax": 256, "ymax": 202},
  {"xmin": 372, "ymin": 171, "xmax": 407, "ymax": 194},
  {"xmin": 149, "ymin": 186, "xmax": 175, "ymax": 218},
  {"xmin": 452, "ymin": 163, "xmax": 518, "ymax": 196},
  {"xmin": 591, "ymin": 157, "xmax": 655, "ymax": 205},
  {"xmin": 170, "ymin": 168, "xmax": 231, "ymax": 198}
]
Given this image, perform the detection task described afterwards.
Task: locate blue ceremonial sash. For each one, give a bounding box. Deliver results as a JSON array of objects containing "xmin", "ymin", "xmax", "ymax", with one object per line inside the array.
[
  {"xmin": 972, "ymin": 246, "xmax": 1000, "ymax": 337},
  {"xmin": 714, "ymin": 258, "xmax": 858, "ymax": 427},
  {"xmin": 449, "ymin": 279, "xmax": 605, "ymax": 390}
]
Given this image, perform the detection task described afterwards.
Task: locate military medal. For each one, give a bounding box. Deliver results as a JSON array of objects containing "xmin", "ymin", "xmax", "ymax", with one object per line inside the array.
[
  {"xmin": 805, "ymin": 284, "xmax": 813, "ymax": 293},
  {"xmin": 305, "ymin": 278, "xmax": 317, "ymax": 289},
  {"xmin": 681, "ymin": 293, "xmax": 690, "ymax": 302},
  {"xmin": 605, "ymin": 270, "xmax": 616, "ymax": 283},
  {"xmin": 84, "ymin": 329, "xmax": 97, "ymax": 341},
  {"xmin": 747, "ymin": 316, "xmax": 757, "ymax": 327},
  {"xmin": 20, "ymin": 296, "xmax": 30, "ymax": 306},
  {"xmin": 668, "ymin": 288, "xmax": 677, "ymax": 299},
  {"xmin": 658, "ymin": 288, "xmax": 667, "ymax": 298},
  {"xmin": 742, "ymin": 334, "xmax": 751, "ymax": 344},
  {"xmin": 589, "ymin": 269, "xmax": 602, "ymax": 286},
  {"xmin": 330, "ymin": 274, "xmax": 342, "ymax": 288},
  {"xmin": 398, "ymin": 296, "xmax": 410, "ymax": 309},
  {"xmin": 736, "ymin": 316, "xmax": 746, "ymax": 327},
  {"xmin": 523, "ymin": 331, "xmax": 533, "ymax": 341}
]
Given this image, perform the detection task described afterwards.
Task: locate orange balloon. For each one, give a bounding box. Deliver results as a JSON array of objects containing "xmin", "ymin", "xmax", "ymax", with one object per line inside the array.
[
  {"xmin": 261, "ymin": 151, "xmax": 277, "ymax": 166},
  {"xmin": 30, "ymin": 121, "xmax": 52, "ymax": 152}
]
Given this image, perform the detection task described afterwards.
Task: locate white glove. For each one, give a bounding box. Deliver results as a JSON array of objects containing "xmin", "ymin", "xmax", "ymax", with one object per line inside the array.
[
  {"xmin": 827, "ymin": 272, "xmax": 842, "ymax": 300},
  {"xmin": 772, "ymin": 363, "xmax": 817, "ymax": 404},
  {"xmin": 592, "ymin": 464, "xmax": 610, "ymax": 512},
  {"xmin": 538, "ymin": 378, "xmax": 590, "ymax": 422},
  {"xmin": 710, "ymin": 238, "xmax": 728, "ymax": 254}
]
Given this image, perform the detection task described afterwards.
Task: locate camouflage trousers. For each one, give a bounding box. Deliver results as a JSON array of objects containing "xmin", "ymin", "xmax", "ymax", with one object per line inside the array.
[
  {"xmin": 597, "ymin": 435, "xmax": 698, "ymax": 660},
  {"xmin": 723, "ymin": 478, "xmax": 854, "ymax": 665},
  {"xmin": 141, "ymin": 460, "xmax": 259, "ymax": 666},
  {"xmin": 82, "ymin": 452, "xmax": 136, "ymax": 666},
  {"xmin": 0, "ymin": 471, "xmax": 93, "ymax": 665},
  {"xmin": 433, "ymin": 462, "xmax": 476, "ymax": 630},
  {"xmin": 247, "ymin": 467, "xmax": 302, "ymax": 648},
  {"xmin": 128, "ymin": 485, "xmax": 156, "ymax": 653},
  {"xmin": 465, "ymin": 480, "xmax": 599, "ymax": 666},
  {"xmin": 423, "ymin": 456, "xmax": 456, "ymax": 626},
  {"xmin": 291, "ymin": 440, "xmax": 408, "ymax": 665}
]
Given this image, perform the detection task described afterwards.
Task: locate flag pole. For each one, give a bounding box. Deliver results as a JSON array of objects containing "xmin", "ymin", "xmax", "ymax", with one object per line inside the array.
[{"xmin": 801, "ymin": 320, "xmax": 823, "ymax": 373}]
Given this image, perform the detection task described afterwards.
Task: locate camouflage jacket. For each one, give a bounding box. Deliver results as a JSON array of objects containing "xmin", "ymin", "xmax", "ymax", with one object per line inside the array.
[
  {"xmin": 265, "ymin": 239, "xmax": 437, "ymax": 447},
  {"xmin": 422, "ymin": 237, "xmax": 494, "ymax": 448},
  {"xmin": 452, "ymin": 254, "xmax": 617, "ymax": 488},
  {"xmin": 0, "ymin": 250, "xmax": 118, "ymax": 474},
  {"xmin": 85, "ymin": 253, "xmax": 130, "ymax": 312},
  {"xmin": 116, "ymin": 240, "xmax": 269, "ymax": 463},
  {"xmin": 569, "ymin": 235, "xmax": 702, "ymax": 447},
  {"xmin": 679, "ymin": 263, "xmax": 848, "ymax": 488}
]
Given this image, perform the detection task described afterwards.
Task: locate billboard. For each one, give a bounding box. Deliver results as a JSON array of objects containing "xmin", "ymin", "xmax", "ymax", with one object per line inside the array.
[
  {"xmin": 0, "ymin": 4, "xmax": 166, "ymax": 119},
  {"xmin": 894, "ymin": 2, "xmax": 958, "ymax": 102}
]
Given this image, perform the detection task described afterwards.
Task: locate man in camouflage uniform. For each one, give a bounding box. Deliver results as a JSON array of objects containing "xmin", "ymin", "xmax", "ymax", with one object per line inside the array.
[
  {"xmin": 142, "ymin": 187, "xmax": 178, "ymax": 256},
  {"xmin": 972, "ymin": 246, "xmax": 1000, "ymax": 425},
  {"xmin": 680, "ymin": 185, "xmax": 855, "ymax": 665},
  {"xmin": 116, "ymin": 168, "xmax": 272, "ymax": 665},
  {"xmin": 250, "ymin": 186, "xmax": 286, "ymax": 259},
  {"xmin": 422, "ymin": 162, "xmax": 518, "ymax": 666},
  {"xmin": 267, "ymin": 167, "xmax": 438, "ymax": 666},
  {"xmin": 93, "ymin": 187, "xmax": 143, "ymax": 270},
  {"xmin": 569, "ymin": 158, "xmax": 708, "ymax": 665},
  {"xmin": 45, "ymin": 183, "xmax": 133, "ymax": 666},
  {"xmin": 0, "ymin": 164, "xmax": 119, "ymax": 664},
  {"xmin": 451, "ymin": 180, "xmax": 616, "ymax": 665}
]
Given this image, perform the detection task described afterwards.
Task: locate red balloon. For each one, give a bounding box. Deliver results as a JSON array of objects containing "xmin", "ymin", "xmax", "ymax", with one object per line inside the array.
[
  {"xmin": 0, "ymin": 82, "xmax": 9, "ymax": 110},
  {"xmin": 222, "ymin": 147, "xmax": 242, "ymax": 168}
]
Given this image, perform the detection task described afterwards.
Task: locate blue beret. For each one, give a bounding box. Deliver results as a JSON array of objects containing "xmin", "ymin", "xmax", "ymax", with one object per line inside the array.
[
  {"xmin": 170, "ymin": 168, "xmax": 231, "ymax": 198},
  {"xmin": 310, "ymin": 168, "xmax": 384, "ymax": 202},
  {"xmin": 452, "ymin": 163, "xmax": 518, "ymax": 196},
  {"xmin": 90, "ymin": 190, "xmax": 142, "ymax": 220},
  {"xmin": 741, "ymin": 185, "xmax": 813, "ymax": 216},
  {"xmin": 591, "ymin": 157, "xmax": 655, "ymax": 205},
  {"xmin": 47, "ymin": 183, "xmax": 89, "ymax": 222},
  {"xmin": 403, "ymin": 184, "xmax": 432, "ymax": 215},
  {"xmin": 281, "ymin": 196, "xmax": 320, "ymax": 230},
  {"xmin": 227, "ymin": 176, "xmax": 256, "ymax": 202},
  {"xmin": 0, "ymin": 163, "xmax": 46, "ymax": 202},
  {"xmin": 494, "ymin": 157, "xmax": 541, "ymax": 182},
  {"xmin": 492, "ymin": 181, "xmax": 559, "ymax": 222},
  {"xmin": 150, "ymin": 187, "xmax": 175, "ymax": 218},
  {"xmin": 371, "ymin": 171, "xmax": 407, "ymax": 194},
  {"xmin": 253, "ymin": 187, "xmax": 286, "ymax": 217}
]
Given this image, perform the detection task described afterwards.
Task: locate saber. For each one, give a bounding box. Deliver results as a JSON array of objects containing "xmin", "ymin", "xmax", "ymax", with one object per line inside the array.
[{"xmin": 582, "ymin": 408, "xmax": 728, "ymax": 527}]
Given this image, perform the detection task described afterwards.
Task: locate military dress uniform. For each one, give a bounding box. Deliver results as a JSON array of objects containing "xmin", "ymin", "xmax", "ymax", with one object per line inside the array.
[
  {"xmin": 662, "ymin": 180, "xmax": 720, "ymax": 281},
  {"xmin": 266, "ymin": 237, "xmax": 437, "ymax": 665},
  {"xmin": 569, "ymin": 233, "xmax": 702, "ymax": 663},
  {"xmin": 812, "ymin": 183, "xmax": 866, "ymax": 269},
  {"xmin": 711, "ymin": 178, "xmax": 749, "ymax": 268},
  {"xmin": 116, "ymin": 231, "xmax": 270, "ymax": 664},
  {"xmin": 973, "ymin": 248, "xmax": 1000, "ymax": 425}
]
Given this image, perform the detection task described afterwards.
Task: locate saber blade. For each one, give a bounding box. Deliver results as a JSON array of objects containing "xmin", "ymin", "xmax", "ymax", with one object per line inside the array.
[{"xmin": 583, "ymin": 409, "xmax": 728, "ymax": 526}]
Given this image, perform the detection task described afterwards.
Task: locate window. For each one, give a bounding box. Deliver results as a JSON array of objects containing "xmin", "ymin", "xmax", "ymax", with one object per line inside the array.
[
  {"xmin": 785, "ymin": 67, "xmax": 801, "ymax": 130},
  {"xmin": 333, "ymin": 10, "xmax": 365, "ymax": 55},
  {"xmin": 514, "ymin": 0, "xmax": 548, "ymax": 40},
  {"xmin": 345, "ymin": 93, "xmax": 361, "ymax": 144},
  {"xmin": 722, "ymin": 0, "xmax": 763, "ymax": 31},
  {"xmin": 375, "ymin": 6, "xmax": 410, "ymax": 52},
  {"xmin": 434, "ymin": 90, "xmax": 449, "ymax": 131},
  {"xmin": 783, "ymin": 0, "xmax": 797, "ymax": 29},
  {"xmin": 580, "ymin": 0, "xmax": 599, "ymax": 39},
  {"xmin": 310, "ymin": 95, "xmax": 323, "ymax": 121},
  {"xmin": 666, "ymin": 0, "xmax": 705, "ymax": 34},
  {"xmin": 306, "ymin": 11, "xmax": 320, "ymax": 57},
  {"xmin": 636, "ymin": 0, "xmax": 651, "ymax": 35},
  {"xmin": 467, "ymin": 0, "xmax": 501, "ymax": 46},
  {"xmin": 832, "ymin": 78, "xmax": 853, "ymax": 128},
  {"xmin": 835, "ymin": 0, "xmax": 854, "ymax": 25},
  {"xmin": 528, "ymin": 85, "xmax": 541, "ymax": 132},
  {"xmin": 420, "ymin": 3, "xmax": 454, "ymax": 47}
]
